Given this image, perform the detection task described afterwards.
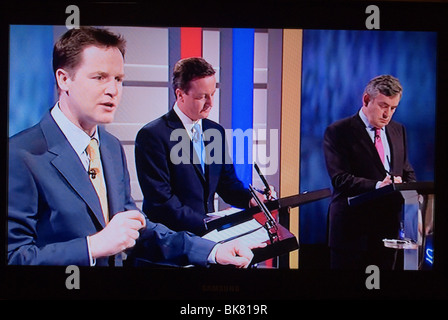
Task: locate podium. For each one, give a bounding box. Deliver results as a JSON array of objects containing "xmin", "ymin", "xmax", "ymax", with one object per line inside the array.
[
  {"xmin": 203, "ymin": 188, "xmax": 331, "ymax": 267},
  {"xmin": 348, "ymin": 182, "xmax": 434, "ymax": 270}
]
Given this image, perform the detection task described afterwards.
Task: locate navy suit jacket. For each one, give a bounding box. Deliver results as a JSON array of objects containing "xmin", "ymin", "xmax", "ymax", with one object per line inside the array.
[
  {"xmin": 323, "ymin": 112, "xmax": 416, "ymax": 251},
  {"xmin": 135, "ymin": 109, "xmax": 252, "ymax": 236},
  {"xmin": 8, "ymin": 110, "xmax": 215, "ymax": 266}
]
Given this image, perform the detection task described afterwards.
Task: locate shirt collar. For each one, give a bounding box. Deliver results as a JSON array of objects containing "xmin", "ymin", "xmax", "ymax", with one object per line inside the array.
[
  {"xmin": 173, "ymin": 103, "xmax": 202, "ymax": 137},
  {"xmin": 359, "ymin": 108, "xmax": 384, "ymax": 132},
  {"xmin": 51, "ymin": 102, "xmax": 99, "ymax": 156}
]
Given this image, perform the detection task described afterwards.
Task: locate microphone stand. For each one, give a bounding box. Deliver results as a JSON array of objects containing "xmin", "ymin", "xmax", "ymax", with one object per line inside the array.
[
  {"xmin": 254, "ymin": 162, "xmax": 275, "ymax": 200},
  {"xmin": 249, "ymin": 184, "xmax": 278, "ymax": 243}
]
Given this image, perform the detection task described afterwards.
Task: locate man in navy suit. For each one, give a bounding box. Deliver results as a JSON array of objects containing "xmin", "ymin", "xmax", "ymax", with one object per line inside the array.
[
  {"xmin": 8, "ymin": 27, "xmax": 262, "ymax": 267},
  {"xmin": 135, "ymin": 57, "xmax": 269, "ymax": 236},
  {"xmin": 323, "ymin": 75, "xmax": 416, "ymax": 270}
]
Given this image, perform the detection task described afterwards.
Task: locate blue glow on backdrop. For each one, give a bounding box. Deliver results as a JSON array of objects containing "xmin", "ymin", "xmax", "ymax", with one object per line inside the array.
[
  {"xmin": 9, "ymin": 25, "xmax": 55, "ymax": 137},
  {"xmin": 231, "ymin": 28, "xmax": 255, "ymax": 188},
  {"xmin": 300, "ymin": 30, "xmax": 437, "ymax": 244}
]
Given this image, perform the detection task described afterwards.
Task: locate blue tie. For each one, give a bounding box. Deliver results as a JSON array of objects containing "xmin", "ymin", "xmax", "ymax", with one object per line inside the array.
[{"xmin": 192, "ymin": 123, "xmax": 205, "ymax": 172}]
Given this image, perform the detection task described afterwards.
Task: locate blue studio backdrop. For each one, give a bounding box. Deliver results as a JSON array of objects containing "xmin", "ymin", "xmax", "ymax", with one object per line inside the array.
[{"xmin": 300, "ymin": 30, "xmax": 437, "ymax": 245}]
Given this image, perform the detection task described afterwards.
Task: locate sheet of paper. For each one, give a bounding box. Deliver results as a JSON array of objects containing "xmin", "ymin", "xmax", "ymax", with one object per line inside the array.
[
  {"xmin": 207, "ymin": 206, "xmax": 242, "ymax": 218},
  {"xmin": 202, "ymin": 218, "xmax": 270, "ymax": 245}
]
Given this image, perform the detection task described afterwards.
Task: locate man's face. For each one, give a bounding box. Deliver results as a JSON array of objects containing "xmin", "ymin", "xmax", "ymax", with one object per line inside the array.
[
  {"xmin": 58, "ymin": 45, "xmax": 125, "ymax": 134},
  {"xmin": 176, "ymin": 75, "xmax": 216, "ymax": 121},
  {"xmin": 362, "ymin": 92, "xmax": 401, "ymax": 128}
]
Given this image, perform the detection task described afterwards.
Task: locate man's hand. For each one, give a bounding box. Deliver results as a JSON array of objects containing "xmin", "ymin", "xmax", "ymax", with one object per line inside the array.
[
  {"xmin": 88, "ymin": 210, "xmax": 146, "ymax": 259},
  {"xmin": 215, "ymin": 239, "xmax": 267, "ymax": 268},
  {"xmin": 378, "ymin": 175, "xmax": 402, "ymax": 188}
]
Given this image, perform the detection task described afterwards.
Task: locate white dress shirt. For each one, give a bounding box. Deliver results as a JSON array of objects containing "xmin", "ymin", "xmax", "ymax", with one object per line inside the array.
[
  {"xmin": 173, "ymin": 103, "xmax": 203, "ymax": 139},
  {"xmin": 51, "ymin": 102, "xmax": 100, "ymax": 171}
]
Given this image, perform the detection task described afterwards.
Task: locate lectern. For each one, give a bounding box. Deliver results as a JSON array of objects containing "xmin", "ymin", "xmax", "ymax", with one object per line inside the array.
[
  {"xmin": 202, "ymin": 188, "xmax": 331, "ymax": 267},
  {"xmin": 348, "ymin": 182, "xmax": 434, "ymax": 270}
]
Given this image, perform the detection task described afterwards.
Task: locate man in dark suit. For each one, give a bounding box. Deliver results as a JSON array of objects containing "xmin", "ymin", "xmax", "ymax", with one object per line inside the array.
[
  {"xmin": 323, "ymin": 75, "xmax": 416, "ymax": 270},
  {"xmin": 8, "ymin": 27, "xmax": 262, "ymax": 267},
  {"xmin": 135, "ymin": 57, "xmax": 268, "ymax": 236}
]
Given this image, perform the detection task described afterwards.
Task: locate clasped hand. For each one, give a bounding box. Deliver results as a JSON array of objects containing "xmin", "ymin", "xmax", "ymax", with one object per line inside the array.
[{"xmin": 379, "ymin": 174, "xmax": 402, "ymax": 188}]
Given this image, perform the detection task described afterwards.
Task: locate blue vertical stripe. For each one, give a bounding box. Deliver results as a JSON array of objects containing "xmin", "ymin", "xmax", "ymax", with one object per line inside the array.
[
  {"xmin": 231, "ymin": 28, "xmax": 254, "ymax": 187},
  {"xmin": 9, "ymin": 25, "xmax": 55, "ymax": 136}
]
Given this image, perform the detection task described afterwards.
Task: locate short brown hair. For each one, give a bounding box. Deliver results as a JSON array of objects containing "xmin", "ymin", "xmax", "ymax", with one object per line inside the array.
[
  {"xmin": 364, "ymin": 75, "xmax": 403, "ymax": 99},
  {"xmin": 53, "ymin": 26, "xmax": 126, "ymax": 80},
  {"xmin": 172, "ymin": 57, "xmax": 216, "ymax": 97}
]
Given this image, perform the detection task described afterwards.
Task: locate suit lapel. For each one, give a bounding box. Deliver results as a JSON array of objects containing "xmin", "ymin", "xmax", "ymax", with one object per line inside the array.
[
  {"xmin": 166, "ymin": 109, "xmax": 206, "ymax": 183},
  {"xmin": 202, "ymin": 120, "xmax": 217, "ymax": 182},
  {"xmin": 351, "ymin": 114, "xmax": 386, "ymax": 173},
  {"xmin": 189, "ymin": 139, "xmax": 206, "ymax": 182},
  {"xmin": 98, "ymin": 127, "xmax": 121, "ymax": 220},
  {"xmin": 41, "ymin": 112, "xmax": 107, "ymax": 227},
  {"xmin": 384, "ymin": 123, "xmax": 400, "ymax": 175}
]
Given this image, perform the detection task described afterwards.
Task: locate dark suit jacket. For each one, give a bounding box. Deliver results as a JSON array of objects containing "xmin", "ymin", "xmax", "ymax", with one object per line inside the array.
[
  {"xmin": 323, "ymin": 112, "xmax": 416, "ymax": 251},
  {"xmin": 135, "ymin": 109, "xmax": 252, "ymax": 236},
  {"xmin": 8, "ymin": 111, "xmax": 215, "ymax": 266}
]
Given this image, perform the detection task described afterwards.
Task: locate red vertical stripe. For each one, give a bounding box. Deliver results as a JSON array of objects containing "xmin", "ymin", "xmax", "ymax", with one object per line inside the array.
[{"xmin": 180, "ymin": 27, "xmax": 202, "ymax": 58}]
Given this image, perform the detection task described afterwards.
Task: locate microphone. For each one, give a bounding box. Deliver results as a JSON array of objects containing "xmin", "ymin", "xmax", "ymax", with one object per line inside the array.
[
  {"xmin": 254, "ymin": 162, "xmax": 274, "ymax": 200},
  {"xmin": 88, "ymin": 168, "xmax": 97, "ymax": 179}
]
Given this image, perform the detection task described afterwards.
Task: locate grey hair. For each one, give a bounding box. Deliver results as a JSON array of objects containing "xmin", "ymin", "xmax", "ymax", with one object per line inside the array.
[{"xmin": 363, "ymin": 75, "xmax": 403, "ymax": 99}]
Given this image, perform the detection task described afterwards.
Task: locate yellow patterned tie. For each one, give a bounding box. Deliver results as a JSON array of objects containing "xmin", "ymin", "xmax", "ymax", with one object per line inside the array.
[{"xmin": 86, "ymin": 138, "xmax": 109, "ymax": 224}]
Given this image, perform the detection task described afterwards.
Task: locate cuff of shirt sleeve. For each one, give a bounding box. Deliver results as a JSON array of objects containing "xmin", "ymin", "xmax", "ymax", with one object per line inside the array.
[
  {"xmin": 86, "ymin": 236, "xmax": 96, "ymax": 266},
  {"xmin": 207, "ymin": 243, "xmax": 220, "ymax": 264}
]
